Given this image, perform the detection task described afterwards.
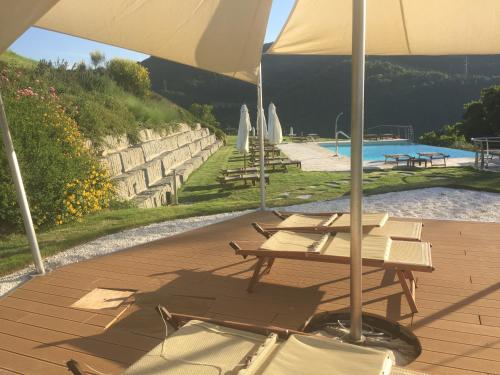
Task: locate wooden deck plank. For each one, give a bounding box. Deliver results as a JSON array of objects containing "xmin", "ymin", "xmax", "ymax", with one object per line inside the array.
[
  {"xmin": 0, "ymin": 348, "xmax": 68, "ymax": 375},
  {"xmin": 0, "ymin": 332, "xmax": 125, "ymax": 374},
  {"xmin": 0, "ymin": 214, "xmax": 498, "ymax": 374},
  {"xmin": 0, "ymin": 318, "xmax": 145, "ymax": 364}
]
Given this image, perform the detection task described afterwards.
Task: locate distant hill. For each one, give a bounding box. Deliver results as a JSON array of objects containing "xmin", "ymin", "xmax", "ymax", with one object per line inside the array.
[{"xmin": 142, "ymin": 46, "xmax": 500, "ymax": 137}]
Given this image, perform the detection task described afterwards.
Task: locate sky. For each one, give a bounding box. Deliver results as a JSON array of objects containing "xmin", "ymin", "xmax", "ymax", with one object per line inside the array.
[{"xmin": 8, "ymin": 1, "xmax": 295, "ymax": 65}]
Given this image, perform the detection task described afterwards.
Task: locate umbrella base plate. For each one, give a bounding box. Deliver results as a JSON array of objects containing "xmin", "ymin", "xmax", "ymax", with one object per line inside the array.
[{"xmin": 302, "ymin": 311, "xmax": 421, "ymax": 366}]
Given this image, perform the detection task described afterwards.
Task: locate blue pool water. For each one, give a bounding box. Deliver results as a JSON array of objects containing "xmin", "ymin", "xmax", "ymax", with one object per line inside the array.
[{"xmin": 320, "ymin": 141, "xmax": 475, "ymax": 161}]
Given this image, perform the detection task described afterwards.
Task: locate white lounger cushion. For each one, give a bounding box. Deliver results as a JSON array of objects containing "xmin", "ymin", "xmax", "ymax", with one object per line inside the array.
[
  {"xmin": 368, "ymin": 221, "xmax": 422, "ymax": 241},
  {"xmin": 125, "ymin": 320, "xmax": 394, "ymax": 375},
  {"xmin": 273, "ymin": 214, "xmax": 421, "ymax": 241},
  {"xmin": 124, "ymin": 320, "xmax": 262, "ymax": 375},
  {"xmin": 259, "ymin": 231, "xmax": 432, "ymax": 269},
  {"xmin": 277, "ymin": 213, "xmax": 338, "ymax": 228},
  {"xmin": 330, "ymin": 212, "xmax": 389, "ymax": 229},
  {"xmin": 253, "ymin": 334, "xmax": 392, "ymax": 375}
]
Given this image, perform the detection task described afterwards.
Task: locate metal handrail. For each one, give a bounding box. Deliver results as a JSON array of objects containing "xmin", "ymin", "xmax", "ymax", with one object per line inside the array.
[{"xmin": 470, "ymin": 137, "xmax": 500, "ymax": 169}]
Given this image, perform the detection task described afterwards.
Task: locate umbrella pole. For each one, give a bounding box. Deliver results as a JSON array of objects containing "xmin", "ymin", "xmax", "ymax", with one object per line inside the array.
[
  {"xmin": 349, "ymin": 0, "xmax": 366, "ymax": 343},
  {"xmin": 257, "ymin": 63, "xmax": 266, "ymax": 210},
  {"xmin": 0, "ymin": 91, "xmax": 45, "ymax": 275}
]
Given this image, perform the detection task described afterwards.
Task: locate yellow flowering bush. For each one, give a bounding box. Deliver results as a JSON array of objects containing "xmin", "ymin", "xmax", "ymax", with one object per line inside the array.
[
  {"xmin": 0, "ymin": 66, "xmax": 115, "ymax": 228},
  {"xmin": 57, "ymin": 167, "xmax": 114, "ymax": 225}
]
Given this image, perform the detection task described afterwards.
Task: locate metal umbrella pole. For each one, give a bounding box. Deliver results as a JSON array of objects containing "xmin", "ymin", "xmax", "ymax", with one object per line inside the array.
[
  {"xmin": 257, "ymin": 63, "xmax": 266, "ymax": 210},
  {"xmin": 335, "ymin": 112, "xmax": 344, "ymax": 156},
  {"xmin": 349, "ymin": 0, "xmax": 366, "ymax": 343},
  {"xmin": 0, "ymin": 92, "xmax": 45, "ymax": 274}
]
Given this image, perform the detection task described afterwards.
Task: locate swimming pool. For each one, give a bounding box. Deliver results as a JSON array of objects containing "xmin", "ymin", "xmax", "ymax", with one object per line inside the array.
[{"xmin": 320, "ymin": 141, "xmax": 475, "ymax": 161}]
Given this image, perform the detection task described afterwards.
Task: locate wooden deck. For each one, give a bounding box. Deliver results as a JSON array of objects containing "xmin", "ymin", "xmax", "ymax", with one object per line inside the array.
[{"xmin": 0, "ymin": 211, "xmax": 499, "ymax": 374}]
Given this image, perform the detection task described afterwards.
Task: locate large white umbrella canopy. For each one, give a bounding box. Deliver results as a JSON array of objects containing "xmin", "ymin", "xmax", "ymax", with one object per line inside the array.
[
  {"xmin": 267, "ymin": 102, "xmax": 283, "ymax": 145},
  {"xmin": 236, "ymin": 105, "xmax": 251, "ymax": 154},
  {"xmin": 2, "ymin": 0, "xmax": 273, "ymax": 84},
  {"xmin": 268, "ymin": 0, "xmax": 500, "ymax": 56},
  {"xmin": 268, "ymin": 0, "xmax": 500, "ymax": 342}
]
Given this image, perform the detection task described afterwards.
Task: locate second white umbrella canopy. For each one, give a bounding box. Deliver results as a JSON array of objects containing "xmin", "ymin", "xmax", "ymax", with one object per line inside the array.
[
  {"xmin": 267, "ymin": 103, "xmax": 283, "ymax": 145},
  {"xmin": 236, "ymin": 104, "xmax": 252, "ymax": 154},
  {"xmin": 257, "ymin": 110, "xmax": 268, "ymax": 140}
]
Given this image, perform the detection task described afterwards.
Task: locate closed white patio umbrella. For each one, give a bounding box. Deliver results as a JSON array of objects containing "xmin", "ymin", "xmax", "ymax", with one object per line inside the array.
[
  {"xmin": 267, "ymin": 102, "xmax": 283, "ymax": 145},
  {"xmin": 236, "ymin": 104, "xmax": 252, "ymax": 170},
  {"xmin": 269, "ymin": 0, "xmax": 500, "ymax": 342},
  {"xmin": 257, "ymin": 110, "xmax": 268, "ymax": 140}
]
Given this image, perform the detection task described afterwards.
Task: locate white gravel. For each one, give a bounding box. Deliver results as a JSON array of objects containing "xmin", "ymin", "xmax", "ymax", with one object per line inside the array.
[
  {"xmin": 1, "ymin": 187, "xmax": 499, "ymax": 297},
  {"xmin": 0, "ymin": 210, "xmax": 252, "ymax": 297}
]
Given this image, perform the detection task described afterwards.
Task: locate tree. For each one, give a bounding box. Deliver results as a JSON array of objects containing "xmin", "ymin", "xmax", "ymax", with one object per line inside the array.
[
  {"xmin": 90, "ymin": 50, "xmax": 105, "ymax": 69},
  {"xmin": 458, "ymin": 85, "xmax": 500, "ymax": 140},
  {"xmin": 107, "ymin": 58, "xmax": 151, "ymax": 97},
  {"xmin": 189, "ymin": 103, "xmax": 219, "ymax": 128}
]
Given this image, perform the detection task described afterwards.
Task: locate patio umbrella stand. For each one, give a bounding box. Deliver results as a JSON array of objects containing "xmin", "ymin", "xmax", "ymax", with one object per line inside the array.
[{"xmin": 303, "ymin": 311, "xmax": 421, "ymax": 366}]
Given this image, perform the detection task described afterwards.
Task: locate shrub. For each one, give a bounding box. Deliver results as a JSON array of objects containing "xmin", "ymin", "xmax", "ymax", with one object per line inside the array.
[
  {"xmin": 0, "ymin": 67, "xmax": 114, "ymax": 228},
  {"xmin": 189, "ymin": 103, "xmax": 220, "ymax": 127},
  {"xmin": 107, "ymin": 58, "xmax": 151, "ymax": 97},
  {"xmin": 90, "ymin": 50, "xmax": 105, "ymax": 69},
  {"xmin": 188, "ymin": 103, "xmax": 225, "ymax": 141},
  {"xmin": 458, "ymin": 85, "xmax": 500, "ymax": 139},
  {"xmin": 419, "ymin": 124, "xmax": 469, "ymax": 148}
]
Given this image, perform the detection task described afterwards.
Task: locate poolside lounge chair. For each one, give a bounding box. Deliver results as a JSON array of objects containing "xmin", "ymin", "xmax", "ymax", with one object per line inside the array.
[
  {"xmin": 252, "ymin": 159, "xmax": 302, "ymax": 171},
  {"xmin": 67, "ymin": 306, "xmax": 428, "ymax": 375},
  {"xmin": 221, "ymin": 167, "xmax": 259, "ymax": 176},
  {"xmin": 257, "ymin": 211, "xmax": 422, "ymax": 241},
  {"xmin": 384, "ymin": 154, "xmax": 412, "ymax": 166},
  {"xmin": 218, "ymin": 173, "xmax": 270, "ymax": 186},
  {"xmin": 417, "ymin": 152, "xmax": 449, "ymax": 167},
  {"xmin": 121, "ymin": 306, "xmax": 426, "ymax": 375},
  {"xmin": 230, "ymin": 231, "xmax": 433, "ymax": 313}
]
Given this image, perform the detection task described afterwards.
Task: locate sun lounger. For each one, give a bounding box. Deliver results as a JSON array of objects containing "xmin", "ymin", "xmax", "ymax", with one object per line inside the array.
[
  {"xmin": 67, "ymin": 305, "xmax": 428, "ymax": 375},
  {"xmin": 230, "ymin": 231, "xmax": 433, "ymax": 312},
  {"xmin": 121, "ymin": 306, "xmax": 424, "ymax": 375},
  {"xmin": 381, "ymin": 133, "xmax": 396, "ymax": 139},
  {"xmin": 221, "ymin": 167, "xmax": 259, "ymax": 176},
  {"xmin": 417, "ymin": 152, "xmax": 449, "ymax": 167},
  {"xmin": 407, "ymin": 157, "xmax": 429, "ymax": 168},
  {"xmin": 252, "ymin": 159, "xmax": 302, "ymax": 171},
  {"xmin": 218, "ymin": 173, "xmax": 270, "ymax": 186},
  {"xmin": 384, "ymin": 154, "xmax": 412, "ymax": 166},
  {"xmin": 257, "ymin": 211, "xmax": 422, "ymax": 241}
]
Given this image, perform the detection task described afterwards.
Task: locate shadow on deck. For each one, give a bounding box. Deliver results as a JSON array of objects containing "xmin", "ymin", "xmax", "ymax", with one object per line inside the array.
[{"xmin": 0, "ymin": 211, "xmax": 499, "ymax": 374}]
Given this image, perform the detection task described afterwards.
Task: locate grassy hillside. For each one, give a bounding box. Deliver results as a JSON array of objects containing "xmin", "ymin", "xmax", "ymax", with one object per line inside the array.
[
  {"xmin": 1, "ymin": 51, "xmax": 199, "ymax": 145},
  {"xmin": 0, "ymin": 51, "xmax": 221, "ymax": 230},
  {"xmin": 0, "ymin": 51, "xmax": 37, "ymax": 69},
  {"xmin": 143, "ymin": 50, "xmax": 500, "ymax": 137}
]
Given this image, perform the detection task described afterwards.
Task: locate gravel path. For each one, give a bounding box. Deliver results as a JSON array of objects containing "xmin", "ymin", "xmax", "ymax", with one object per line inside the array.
[{"xmin": 1, "ymin": 187, "xmax": 499, "ymax": 297}]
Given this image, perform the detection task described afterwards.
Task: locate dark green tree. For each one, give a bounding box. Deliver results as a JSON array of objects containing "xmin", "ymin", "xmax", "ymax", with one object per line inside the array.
[
  {"xmin": 459, "ymin": 86, "xmax": 500, "ymax": 140},
  {"xmin": 189, "ymin": 103, "xmax": 219, "ymax": 128}
]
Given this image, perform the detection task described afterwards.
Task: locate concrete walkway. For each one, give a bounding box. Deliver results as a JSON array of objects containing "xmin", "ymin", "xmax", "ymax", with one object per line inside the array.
[{"xmin": 278, "ymin": 142, "xmax": 476, "ymax": 172}]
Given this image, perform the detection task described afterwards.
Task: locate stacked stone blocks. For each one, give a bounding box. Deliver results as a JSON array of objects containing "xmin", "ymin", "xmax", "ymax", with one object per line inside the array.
[{"xmin": 98, "ymin": 124, "xmax": 221, "ymax": 208}]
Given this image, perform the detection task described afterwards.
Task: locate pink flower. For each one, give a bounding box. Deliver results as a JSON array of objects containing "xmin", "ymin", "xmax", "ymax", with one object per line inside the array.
[
  {"xmin": 49, "ymin": 86, "xmax": 57, "ymax": 98},
  {"xmin": 16, "ymin": 87, "xmax": 38, "ymax": 97}
]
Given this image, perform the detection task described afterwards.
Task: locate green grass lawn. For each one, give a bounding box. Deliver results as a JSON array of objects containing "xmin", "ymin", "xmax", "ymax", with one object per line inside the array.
[{"xmin": 1, "ymin": 137, "xmax": 499, "ymax": 275}]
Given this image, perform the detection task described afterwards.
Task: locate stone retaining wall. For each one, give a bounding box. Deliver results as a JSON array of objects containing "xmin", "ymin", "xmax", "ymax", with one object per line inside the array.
[{"xmin": 98, "ymin": 124, "xmax": 222, "ymax": 208}]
